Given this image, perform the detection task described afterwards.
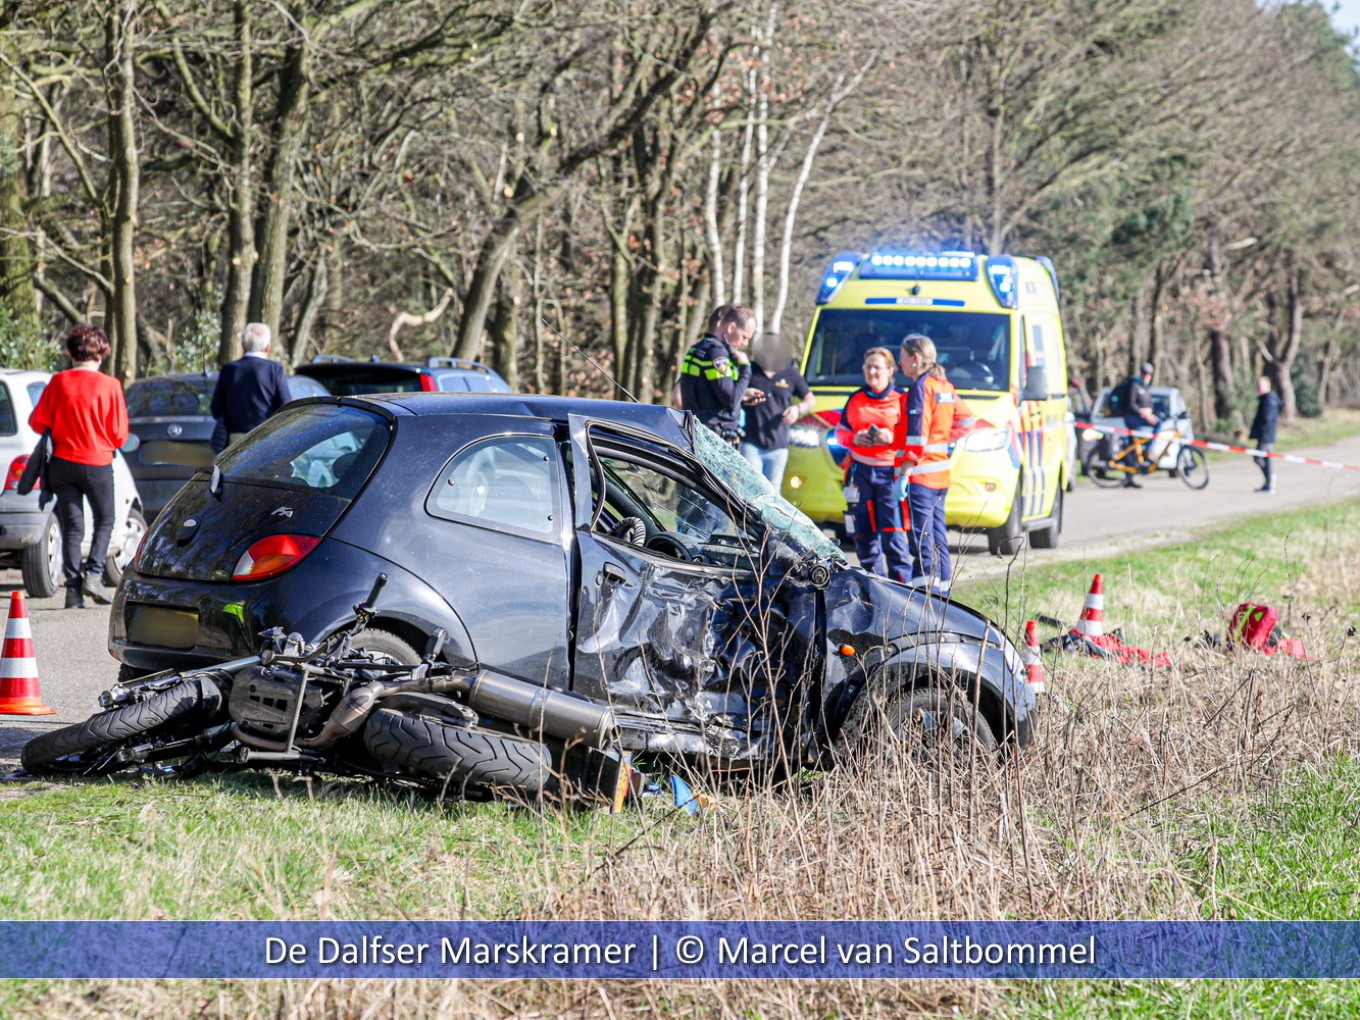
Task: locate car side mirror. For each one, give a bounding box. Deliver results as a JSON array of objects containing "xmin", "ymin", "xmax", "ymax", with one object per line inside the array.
[
  {"xmin": 121, "ymin": 433, "xmax": 141, "ymax": 453},
  {"xmin": 1021, "ymin": 365, "xmax": 1050, "ymax": 403}
]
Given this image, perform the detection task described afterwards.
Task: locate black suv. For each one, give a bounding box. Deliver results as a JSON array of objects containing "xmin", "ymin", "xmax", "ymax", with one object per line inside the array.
[{"xmin": 293, "ymin": 356, "xmax": 511, "ymax": 396}]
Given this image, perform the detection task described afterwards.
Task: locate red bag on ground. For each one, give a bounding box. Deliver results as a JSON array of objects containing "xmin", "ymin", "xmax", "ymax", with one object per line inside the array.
[{"xmin": 1230, "ymin": 603, "xmax": 1279, "ymax": 650}]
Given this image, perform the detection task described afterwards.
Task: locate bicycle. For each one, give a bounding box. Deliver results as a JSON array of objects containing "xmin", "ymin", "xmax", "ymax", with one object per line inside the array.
[{"xmin": 1082, "ymin": 424, "xmax": 1209, "ymax": 490}]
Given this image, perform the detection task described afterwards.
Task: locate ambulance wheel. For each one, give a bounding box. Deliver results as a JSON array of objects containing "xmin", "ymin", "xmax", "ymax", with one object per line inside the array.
[
  {"xmin": 1029, "ymin": 488, "xmax": 1062, "ymax": 550},
  {"xmin": 987, "ymin": 487, "xmax": 1023, "ymax": 556}
]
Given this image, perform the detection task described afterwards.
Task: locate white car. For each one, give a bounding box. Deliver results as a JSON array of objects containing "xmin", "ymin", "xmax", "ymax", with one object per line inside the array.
[{"xmin": 0, "ymin": 368, "xmax": 146, "ymax": 598}]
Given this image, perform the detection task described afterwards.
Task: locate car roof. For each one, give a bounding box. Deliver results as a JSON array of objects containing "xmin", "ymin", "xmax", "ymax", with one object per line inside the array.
[
  {"xmin": 316, "ymin": 392, "xmax": 695, "ymax": 447},
  {"xmin": 128, "ymin": 372, "xmax": 218, "ymax": 385}
]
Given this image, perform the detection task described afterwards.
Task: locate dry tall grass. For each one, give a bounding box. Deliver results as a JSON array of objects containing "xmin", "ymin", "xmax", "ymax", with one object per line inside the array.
[{"xmin": 19, "ymin": 540, "xmax": 1360, "ymax": 1019}]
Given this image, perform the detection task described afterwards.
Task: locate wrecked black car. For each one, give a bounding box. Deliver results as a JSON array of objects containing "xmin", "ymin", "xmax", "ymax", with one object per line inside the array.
[{"xmin": 106, "ymin": 393, "xmax": 1035, "ymax": 781}]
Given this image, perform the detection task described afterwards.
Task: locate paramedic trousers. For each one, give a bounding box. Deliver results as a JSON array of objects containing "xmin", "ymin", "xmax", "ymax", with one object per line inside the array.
[
  {"xmin": 906, "ymin": 482, "xmax": 950, "ymax": 588},
  {"xmin": 847, "ymin": 462, "xmax": 910, "ymax": 584}
]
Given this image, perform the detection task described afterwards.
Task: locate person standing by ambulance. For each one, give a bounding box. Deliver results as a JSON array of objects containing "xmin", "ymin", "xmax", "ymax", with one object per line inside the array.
[
  {"xmin": 833, "ymin": 347, "xmax": 910, "ymax": 583},
  {"xmin": 897, "ymin": 334, "xmax": 957, "ymax": 592}
]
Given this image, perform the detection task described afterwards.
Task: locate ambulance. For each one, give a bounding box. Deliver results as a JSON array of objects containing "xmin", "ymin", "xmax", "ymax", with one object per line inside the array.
[{"xmin": 782, "ymin": 250, "xmax": 1073, "ymax": 555}]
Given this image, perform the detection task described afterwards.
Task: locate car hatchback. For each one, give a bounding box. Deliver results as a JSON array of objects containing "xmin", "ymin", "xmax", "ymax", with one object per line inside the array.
[{"xmin": 111, "ymin": 393, "xmax": 1035, "ymax": 766}]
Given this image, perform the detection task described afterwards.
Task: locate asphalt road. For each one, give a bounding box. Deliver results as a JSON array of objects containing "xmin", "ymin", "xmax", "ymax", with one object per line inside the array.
[{"xmin": 4, "ymin": 433, "xmax": 1360, "ymax": 766}]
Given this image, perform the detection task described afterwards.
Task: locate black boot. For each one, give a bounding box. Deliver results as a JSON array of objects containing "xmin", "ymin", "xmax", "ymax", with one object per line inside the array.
[
  {"xmin": 81, "ymin": 562, "xmax": 112, "ymax": 605},
  {"xmin": 65, "ymin": 581, "xmax": 86, "ymax": 610}
]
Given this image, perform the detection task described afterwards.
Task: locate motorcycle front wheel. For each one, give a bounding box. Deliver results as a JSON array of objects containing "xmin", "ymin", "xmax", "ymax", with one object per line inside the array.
[{"xmin": 20, "ymin": 677, "xmax": 224, "ymax": 777}]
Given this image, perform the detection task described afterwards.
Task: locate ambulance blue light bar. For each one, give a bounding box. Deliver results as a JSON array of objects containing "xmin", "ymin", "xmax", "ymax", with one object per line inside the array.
[
  {"xmin": 986, "ymin": 254, "xmax": 1018, "ymax": 309},
  {"xmin": 858, "ymin": 252, "xmax": 980, "ymax": 283},
  {"xmin": 815, "ymin": 251, "xmax": 863, "ymax": 304}
]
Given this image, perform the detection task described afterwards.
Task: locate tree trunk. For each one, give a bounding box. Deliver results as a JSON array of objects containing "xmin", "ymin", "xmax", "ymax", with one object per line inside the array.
[
  {"xmin": 730, "ymin": 67, "xmax": 755, "ymax": 304},
  {"xmin": 217, "ymin": 0, "xmax": 255, "ymax": 365},
  {"xmin": 703, "ymin": 96, "xmax": 725, "ymax": 308},
  {"xmin": 104, "ymin": 0, "xmax": 139, "ymax": 384},
  {"xmin": 248, "ymin": 30, "xmax": 308, "ymax": 338},
  {"xmin": 1205, "ymin": 232, "xmax": 1234, "ymax": 423},
  {"xmin": 291, "ymin": 250, "xmax": 328, "ymax": 368},
  {"xmin": 0, "ymin": 47, "xmax": 39, "ymax": 338},
  {"xmin": 749, "ymin": 3, "xmax": 776, "ymax": 328}
]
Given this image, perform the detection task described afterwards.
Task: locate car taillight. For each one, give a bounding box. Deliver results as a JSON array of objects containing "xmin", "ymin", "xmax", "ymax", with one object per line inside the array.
[
  {"xmin": 232, "ymin": 534, "xmax": 321, "ymax": 580},
  {"xmin": 4, "ymin": 455, "xmax": 32, "ymax": 491},
  {"xmin": 419, "ymin": 374, "xmax": 438, "ymax": 392}
]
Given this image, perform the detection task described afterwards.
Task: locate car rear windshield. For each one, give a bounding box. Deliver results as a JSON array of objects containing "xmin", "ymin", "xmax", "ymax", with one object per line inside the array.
[
  {"xmin": 127, "ymin": 377, "xmax": 215, "ymax": 417},
  {"xmin": 215, "ymin": 403, "xmax": 390, "ymax": 499},
  {"xmin": 805, "ymin": 308, "xmax": 1011, "ymax": 390}
]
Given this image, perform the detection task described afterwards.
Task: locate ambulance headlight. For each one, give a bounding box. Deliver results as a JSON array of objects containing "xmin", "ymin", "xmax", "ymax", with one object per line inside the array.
[
  {"xmin": 1081, "ymin": 427, "xmax": 1104, "ymax": 442},
  {"xmin": 788, "ymin": 424, "xmax": 823, "ymax": 448},
  {"xmin": 963, "ymin": 428, "xmax": 1010, "ymax": 453}
]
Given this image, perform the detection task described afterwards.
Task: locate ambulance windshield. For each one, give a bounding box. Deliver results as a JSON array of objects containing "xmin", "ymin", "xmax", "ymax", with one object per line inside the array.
[{"xmin": 804, "ymin": 309, "xmax": 1011, "ymax": 391}]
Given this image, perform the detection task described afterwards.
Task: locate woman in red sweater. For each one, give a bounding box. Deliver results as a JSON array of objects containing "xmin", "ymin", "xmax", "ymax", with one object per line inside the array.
[{"xmin": 28, "ymin": 325, "xmax": 129, "ymax": 608}]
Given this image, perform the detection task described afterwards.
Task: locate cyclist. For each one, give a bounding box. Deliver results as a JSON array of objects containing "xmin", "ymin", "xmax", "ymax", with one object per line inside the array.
[{"xmin": 1111, "ymin": 361, "xmax": 1162, "ymax": 488}]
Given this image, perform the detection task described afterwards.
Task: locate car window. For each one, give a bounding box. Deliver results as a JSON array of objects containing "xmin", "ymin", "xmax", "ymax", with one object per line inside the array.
[
  {"xmin": 303, "ymin": 369, "xmax": 423, "ymax": 395},
  {"xmin": 0, "ymin": 383, "xmax": 15, "ymax": 436},
  {"xmin": 428, "ymin": 435, "xmax": 559, "ymax": 538},
  {"xmin": 27, "ymin": 381, "xmax": 46, "ymax": 408},
  {"xmin": 805, "ymin": 308, "xmax": 1011, "ymax": 390},
  {"xmin": 285, "ymin": 375, "xmax": 330, "ymax": 400},
  {"xmin": 127, "ymin": 377, "xmax": 215, "ymax": 417},
  {"xmin": 217, "ymin": 404, "xmax": 390, "ymax": 498}
]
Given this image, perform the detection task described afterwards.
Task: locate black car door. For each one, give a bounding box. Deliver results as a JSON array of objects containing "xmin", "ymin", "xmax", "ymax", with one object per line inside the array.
[{"xmin": 566, "ymin": 415, "xmax": 819, "ymax": 759}]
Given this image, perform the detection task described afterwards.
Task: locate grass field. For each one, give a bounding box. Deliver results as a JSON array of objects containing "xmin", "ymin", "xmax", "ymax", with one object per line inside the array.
[{"xmin": 3, "ymin": 498, "xmax": 1359, "ymax": 1017}]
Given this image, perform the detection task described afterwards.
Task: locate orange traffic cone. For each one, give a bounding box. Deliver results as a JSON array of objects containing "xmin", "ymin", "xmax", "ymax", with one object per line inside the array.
[
  {"xmin": 1021, "ymin": 620, "xmax": 1046, "ymax": 694},
  {"xmin": 1072, "ymin": 574, "xmax": 1105, "ymax": 640},
  {"xmin": 0, "ymin": 590, "xmax": 56, "ymax": 715}
]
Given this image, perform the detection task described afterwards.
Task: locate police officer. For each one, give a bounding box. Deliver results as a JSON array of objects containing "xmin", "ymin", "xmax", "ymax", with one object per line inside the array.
[
  {"xmin": 677, "ymin": 304, "xmax": 755, "ymax": 443},
  {"xmin": 898, "ymin": 334, "xmax": 959, "ymax": 591}
]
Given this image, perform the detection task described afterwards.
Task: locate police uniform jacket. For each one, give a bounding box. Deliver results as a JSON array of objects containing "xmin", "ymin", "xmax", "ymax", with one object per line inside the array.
[{"xmin": 679, "ymin": 334, "xmax": 751, "ymax": 434}]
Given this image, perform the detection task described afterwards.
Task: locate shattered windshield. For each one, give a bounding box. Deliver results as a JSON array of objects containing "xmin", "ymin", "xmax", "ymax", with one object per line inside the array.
[{"xmin": 693, "ymin": 426, "xmax": 847, "ymax": 563}]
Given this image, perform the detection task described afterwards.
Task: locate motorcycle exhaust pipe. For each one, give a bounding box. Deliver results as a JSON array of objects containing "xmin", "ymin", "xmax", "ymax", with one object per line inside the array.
[{"xmin": 456, "ymin": 669, "xmax": 617, "ymax": 747}]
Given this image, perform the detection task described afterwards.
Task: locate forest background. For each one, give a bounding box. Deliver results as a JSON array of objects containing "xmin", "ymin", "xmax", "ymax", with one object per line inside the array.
[{"xmin": 1, "ymin": 0, "xmax": 1358, "ymax": 434}]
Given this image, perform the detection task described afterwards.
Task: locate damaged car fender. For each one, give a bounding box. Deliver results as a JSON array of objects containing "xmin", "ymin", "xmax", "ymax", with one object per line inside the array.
[{"xmin": 820, "ymin": 569, "xmax": 1036, "ymax": 751}]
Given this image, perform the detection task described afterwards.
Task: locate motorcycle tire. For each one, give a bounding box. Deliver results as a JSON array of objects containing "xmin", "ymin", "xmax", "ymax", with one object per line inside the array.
[
  {"xmin": 20, "ymin": 677, "xmax": 223, "ymax": 777},
  {"xmin": 363, "ymin": 707, "xmax": 555, "ymax": 797}
]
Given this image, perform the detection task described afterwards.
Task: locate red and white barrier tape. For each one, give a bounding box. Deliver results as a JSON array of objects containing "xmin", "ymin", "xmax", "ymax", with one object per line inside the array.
[{"xmin": 1074, "ymin": 422, "xmax": 1360, "ymax": 473}]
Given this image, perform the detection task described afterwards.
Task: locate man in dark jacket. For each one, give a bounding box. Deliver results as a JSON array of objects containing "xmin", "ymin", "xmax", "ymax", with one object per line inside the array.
[
  {"xmin": 1249, "ymin": 375, "xmax": 1282, "ymax": 494},
  {"xmin": 210, "ymin": 322, "xmax": 291, "ymax": 451}
]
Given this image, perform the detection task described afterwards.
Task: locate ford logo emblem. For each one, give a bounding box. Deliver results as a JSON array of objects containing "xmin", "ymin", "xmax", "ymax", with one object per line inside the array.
[{"xmin": 167, "ymin": 424, "xmax": 183, "ymax": 438}]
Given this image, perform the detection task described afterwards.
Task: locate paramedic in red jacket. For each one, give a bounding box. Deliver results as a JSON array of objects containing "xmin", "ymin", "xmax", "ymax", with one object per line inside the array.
[
  {"xmin": 833, "ymin": 347, "xmax": 910, "ymax": 583},
  {"xmin": 898, "ymin": 334, "xmax": 959, "ymax": 592},
  {"xmin": 28, "ymin": 324, "xmax": 129, "ymax": 609}
]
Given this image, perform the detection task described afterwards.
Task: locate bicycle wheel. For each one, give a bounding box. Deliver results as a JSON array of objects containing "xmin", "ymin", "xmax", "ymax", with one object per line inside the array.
[
  {"xmin": 1082, "ymin": 448, "xmax": 1125, "ymax": 489},
  {"xmin": 1177, "ymin": 446, "xmax": 1209, "ymax": 489}
]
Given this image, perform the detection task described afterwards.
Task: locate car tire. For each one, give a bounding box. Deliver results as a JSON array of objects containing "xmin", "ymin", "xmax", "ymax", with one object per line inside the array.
[
  {"xmin": 1028, "ymin": 487, "xmax": 1062, "ymax": 550},
  {"xmin": 20, "ymin": 513, "xmax": 62, "ymax": 599},
  {"xmin": 350, "ymin": 628, "xmax": 422, "ymax": 665},
  {"xmin": 987, "ymin": 484, "xmax": 1024, "ymax": 556},
  {"xmin": 104, "ymin": 508, "xmax": 148, "ymax": 586},
  {"xmin": 363, "ymin": 708, "xmax": 556, "ymax": 796},
  {"xmin": 20, "ymin": 676, "xmax": 223, "ymax": 776},
  {"xmin": 879, "ymin": 686, "xmax": 998, "ymax": 767}
]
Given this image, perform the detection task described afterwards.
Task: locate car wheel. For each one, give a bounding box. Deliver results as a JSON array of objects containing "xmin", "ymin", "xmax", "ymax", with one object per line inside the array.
[
  {"xmin": 20, "ymin": 513, "xmax": 62, "ymax": 599},
  {"xmin": 350, "ymin": 628, "xmax": 422, "ymax": 665},
  {"xmin": 1029, "ymin": 487, "xmax": 1062, "ymax": 550},
  {"xmin": 987, "ymin": 483, "xmax": 1024, "ymax": 556},
  {"xmin": 880, "ymin": 687, "xmax": 998, "ymax": 768},
  {"xmin": 104, "ymin": 508, "xmax": 148, "ymax": 586}
]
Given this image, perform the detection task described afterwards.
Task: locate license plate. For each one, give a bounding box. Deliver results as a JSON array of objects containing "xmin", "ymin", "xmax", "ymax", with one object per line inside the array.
[
  {"xmin": 139, "ymin": 440, "xmax": 213, "ymax": 469},
  {"xmin": 127, "ymin": 604, "xmax": 199, "ymax": 649}
]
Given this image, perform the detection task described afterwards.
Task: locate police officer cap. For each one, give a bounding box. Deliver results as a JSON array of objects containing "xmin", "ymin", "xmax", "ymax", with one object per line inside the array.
[{"xmin": 1139, "ymin": 361, "xmax": 1154, "ymax": 375}]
